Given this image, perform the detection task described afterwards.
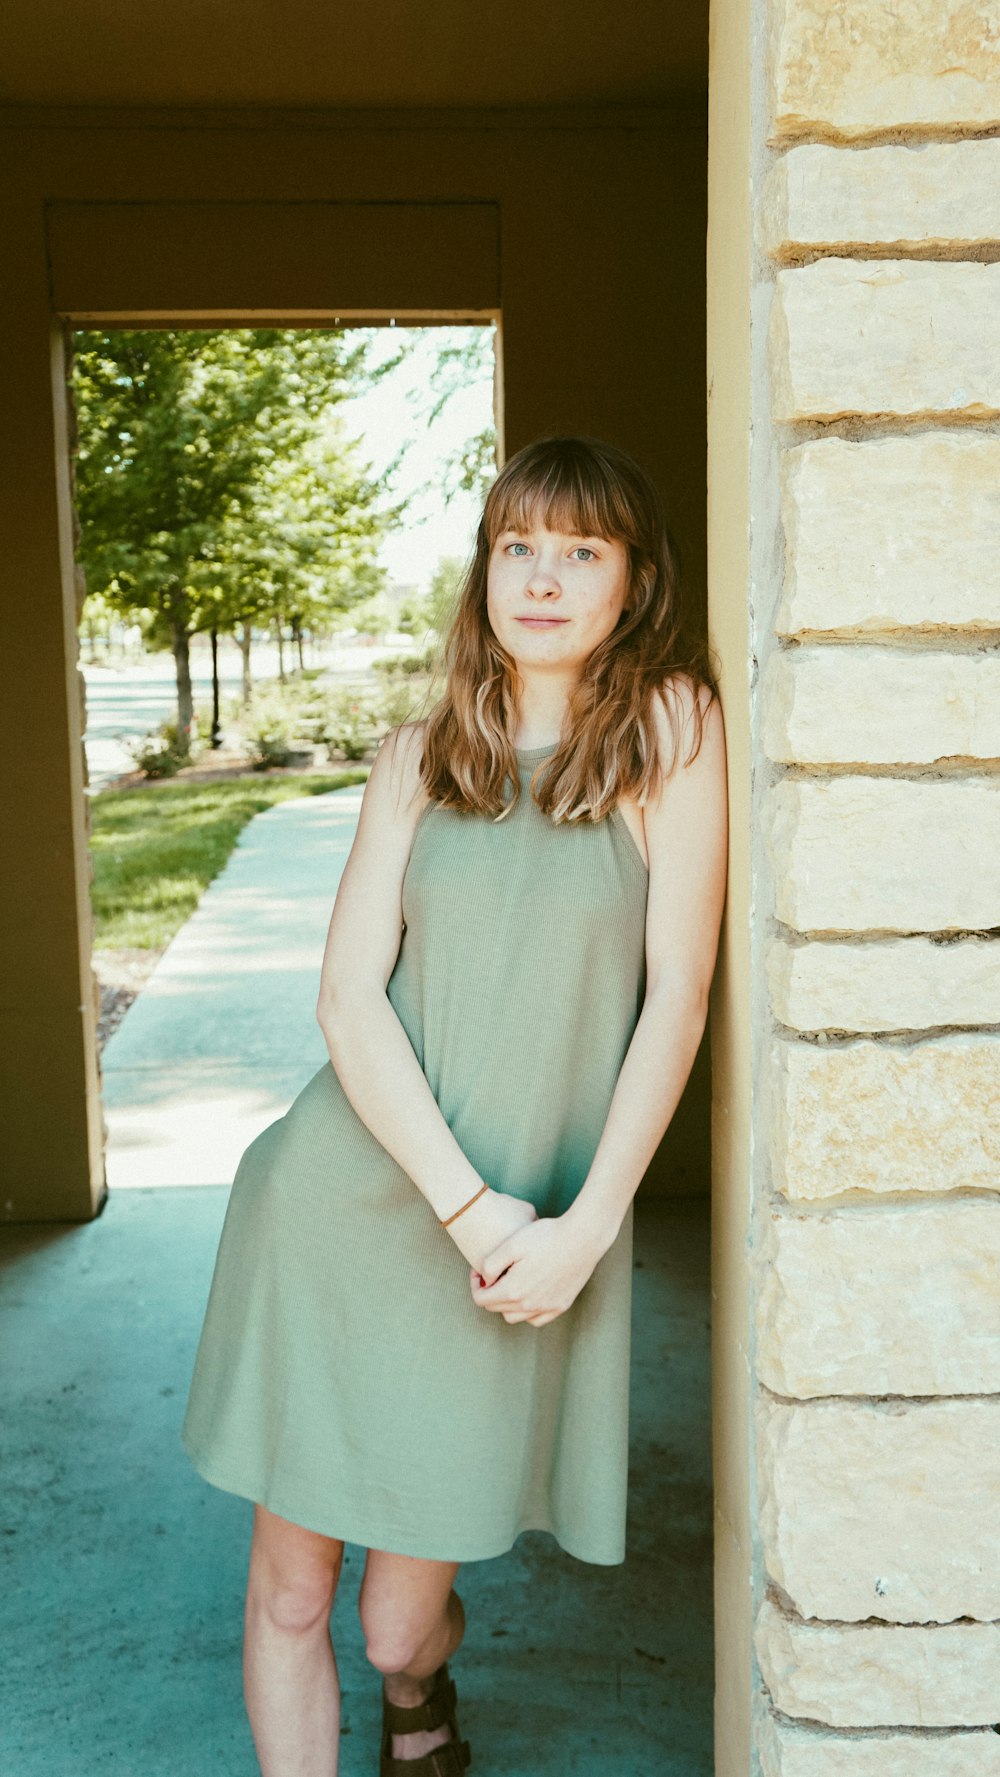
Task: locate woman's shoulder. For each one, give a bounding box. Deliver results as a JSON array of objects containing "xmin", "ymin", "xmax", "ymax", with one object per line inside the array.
[
  {"xmin": 368, "ymin": 718, "xmax": 431, "ymax": 822},
  {"xmin": 650, "ymin": 671, "xmax": 719, "ymax": 774}
]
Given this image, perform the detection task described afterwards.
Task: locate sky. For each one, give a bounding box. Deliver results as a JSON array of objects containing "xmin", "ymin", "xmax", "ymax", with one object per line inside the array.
[{"xmin": 333, "ymin": 324, "xmax": 497, "ymax": 596}]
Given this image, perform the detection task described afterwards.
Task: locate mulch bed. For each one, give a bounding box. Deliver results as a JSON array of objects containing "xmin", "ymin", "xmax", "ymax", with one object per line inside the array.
[
  {"xmin": 92, "ymin": 947, "xmax": 166, "ymax": 1051},
  {"xmin": 97, "ymin": 742, "xmax": 377, "ymax": 795}
]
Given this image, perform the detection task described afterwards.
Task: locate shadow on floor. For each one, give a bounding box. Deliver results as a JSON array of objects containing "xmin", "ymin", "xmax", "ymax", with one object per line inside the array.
[{"xmin": 0, "ymin": 1191, "xmax": 712, "ymax": 1775}]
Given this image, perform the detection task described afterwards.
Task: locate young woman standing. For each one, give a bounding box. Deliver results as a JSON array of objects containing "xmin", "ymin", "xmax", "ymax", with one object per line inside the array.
[{"xmin": 182, "ymin": 433, "xmax": 728, "ymax": 1776}]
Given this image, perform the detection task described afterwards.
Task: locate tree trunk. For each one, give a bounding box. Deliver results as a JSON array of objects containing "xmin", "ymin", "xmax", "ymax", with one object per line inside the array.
[
  {"xmin": 292, "ymin": 615, "xmax": 305, "ymax": 672},
  {"xmin": 209, "ymin": 627, "xmax": 221, "ymax": 748},
  {"xmin": 240, "ymin": 624, "xmax": 253, "ymax": 706},
  {"xmin": 171, "ymin": 621, "xmax": 194, "ymax": 742},
  {"xmin": 275, "ymin": 620, "xmax": 285, "ymax": 682}
]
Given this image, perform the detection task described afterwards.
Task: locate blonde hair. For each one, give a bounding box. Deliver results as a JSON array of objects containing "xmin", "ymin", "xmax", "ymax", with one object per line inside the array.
[{"xmin": 417, "ymin": 434, "xmax": 719, "ymax": 822}]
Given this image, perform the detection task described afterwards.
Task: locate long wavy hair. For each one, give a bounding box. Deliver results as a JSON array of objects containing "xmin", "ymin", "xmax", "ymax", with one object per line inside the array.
[{"xmin": 416, "ymin": 434, "xmax": 719, "ymax": 822}]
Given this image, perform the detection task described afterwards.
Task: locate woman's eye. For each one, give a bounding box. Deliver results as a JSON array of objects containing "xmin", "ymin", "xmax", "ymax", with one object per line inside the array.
[
  {"xmin": 574, "ymin": 547, "xmax": 596, "ymax": 561},
  {"xmin": 507, "ymin": 542, "xmax": 529, "ymax": 556}
]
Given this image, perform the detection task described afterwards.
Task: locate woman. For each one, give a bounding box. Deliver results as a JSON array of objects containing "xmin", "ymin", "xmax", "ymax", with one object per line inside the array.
[{"xmin": 182, "ymin": 433, "xmax": 728, "ymax": 1776}]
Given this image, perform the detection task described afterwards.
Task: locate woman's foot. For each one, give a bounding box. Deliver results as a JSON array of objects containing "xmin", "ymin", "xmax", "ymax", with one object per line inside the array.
[
  {"xmin": 381, "ymin": 1664, "xmax": 468, "ymax": 1767},
  {"xmin": 383, "ymin": 1667, "xmax": 454, "ymax": 1760}
]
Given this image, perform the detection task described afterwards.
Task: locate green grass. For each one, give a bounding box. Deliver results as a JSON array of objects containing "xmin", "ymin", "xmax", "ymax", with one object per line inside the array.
[{"xmin": 90, "ymin": 770, "xmax": 369, "ymax": 951}]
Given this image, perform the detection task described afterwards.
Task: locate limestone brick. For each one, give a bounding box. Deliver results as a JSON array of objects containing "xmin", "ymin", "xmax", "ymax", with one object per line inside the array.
[
  {"xmin": 758, "ymin": 1396, "xmax": 1000, "ymax": 1623},
  {"xmin": 771, "ymin": 258, "xmax": 1000, "ymax": 423},
  {"xmin": 763, "ymin": 647, "xmax": 1000, "ymax": 766},
  {"xmin": 756, "ymin": 1200, "xmax": 1000, "ymax": 1397},
  {"xmin": 762, "ymin": 140, "xmax": 1000, "ymax": 255},
  {"xmin": 771, "ymin": 0, "xmax": 1000, "ymax": 140},
  {"xmin": 776, "ymin": 434, "xmax": 1000, "ymax": 637},
  {"xmin": 755, "ymin": 1597, "xmax": 1000, "ymax": 1727},
  {"xmin": 768, "ymin": 936, "xmax": 1000, "ymax": 1033},
  {"xmin": 768, "ymin": 778, "xmax": 1000, "ymax": 933},
  {"xmin": 773, "ymin": 1033, "xmax": 1000, "ymax": 1200},
  {"xmin": 757, "ymin": 1707, "xmax": 1000, "ymax": 1775}
]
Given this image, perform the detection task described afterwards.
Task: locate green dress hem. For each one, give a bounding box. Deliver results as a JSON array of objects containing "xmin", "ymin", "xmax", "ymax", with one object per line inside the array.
[{"xmin": 180, "ymin": 1426, "xmax": 627, "ymax": 1566}]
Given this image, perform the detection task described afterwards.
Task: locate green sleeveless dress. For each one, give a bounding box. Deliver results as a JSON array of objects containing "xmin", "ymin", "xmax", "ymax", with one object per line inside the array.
[{"xmin": 181, "ymin": 743, "xmax": 649, "ymax": 1565}]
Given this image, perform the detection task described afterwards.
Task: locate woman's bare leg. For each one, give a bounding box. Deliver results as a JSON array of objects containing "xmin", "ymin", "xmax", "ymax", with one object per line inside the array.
[
  {"xmin": 244, "ymin": 1503, "xmax": 346, "ymax": 1777},
  {"xmin": 359, "ymin": 1549, "xmax": 466, "ymax": 1761}
]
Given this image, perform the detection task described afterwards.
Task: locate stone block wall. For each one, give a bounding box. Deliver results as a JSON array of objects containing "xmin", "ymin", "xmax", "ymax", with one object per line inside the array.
[{"xmin": 752, "ymin": 2, "xmax": 1000, "ymax": 1768}]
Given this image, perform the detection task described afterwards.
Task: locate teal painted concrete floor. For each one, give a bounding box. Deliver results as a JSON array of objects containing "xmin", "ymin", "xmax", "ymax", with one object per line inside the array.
[{"xmin": 0, "ymin": 1190, "xmax": 712, "ymax": 1776}]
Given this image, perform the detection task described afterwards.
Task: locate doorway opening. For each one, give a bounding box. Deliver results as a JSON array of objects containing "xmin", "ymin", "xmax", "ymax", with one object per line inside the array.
[{"xmin": 75, "ymin": 320, "xmax": 499, "ymax": 1170}]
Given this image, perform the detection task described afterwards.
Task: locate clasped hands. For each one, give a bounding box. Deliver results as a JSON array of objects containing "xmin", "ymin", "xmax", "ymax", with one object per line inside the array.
[{"xmin": 447, "ymin": 1184, "xmax": 616, "ymax": 1329}]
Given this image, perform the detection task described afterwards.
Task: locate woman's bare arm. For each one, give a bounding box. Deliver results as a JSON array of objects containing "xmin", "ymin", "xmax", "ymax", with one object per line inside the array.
[
  {"xmin": 316, "ymin": 722, "xmax": 537, "ymax": 1264},
  {"xmin": 563, "ymin": 680, "xmax": 729, "ymax": 1243},
  {"xmin": 472, "ymin": 679, "xmax": 729, "ymax": 1323}
]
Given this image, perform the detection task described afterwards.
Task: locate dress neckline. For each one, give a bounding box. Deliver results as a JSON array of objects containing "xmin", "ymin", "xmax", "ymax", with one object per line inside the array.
[{"xmin": 515, "ymin": 743, "xmax": 558, "ymax": 760}]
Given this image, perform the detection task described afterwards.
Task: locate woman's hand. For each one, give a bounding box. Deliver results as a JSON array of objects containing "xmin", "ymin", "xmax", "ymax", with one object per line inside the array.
[
  {"xmin": 442, "ymin": 1184, "xmax": 538, "ymax": 1271},
  {"xmin": 469, "ymin": 1209, "xmax": 616, "ymax": 1328}
]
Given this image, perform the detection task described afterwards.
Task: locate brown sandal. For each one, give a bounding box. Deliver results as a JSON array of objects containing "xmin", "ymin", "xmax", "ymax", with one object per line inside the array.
[{"xmin": 379, "ymin": 1661, "xmax": 471, "ymax": 1777}]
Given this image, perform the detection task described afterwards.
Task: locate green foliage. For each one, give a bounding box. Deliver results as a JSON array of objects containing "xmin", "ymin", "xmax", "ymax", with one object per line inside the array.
[
  {"xmin": 191, "ymin": 705, "xmax": 217, "ymax": 745},
  {"xmin": 247, "ymin": 724, "xmax": 296, "ymax": 772},
  {"xmin": 225, "ymin": 665, "xmax": 437, "ymax": 766},
  {"xmin": 240, "ymin": 680, "xmax": 306, "ymax": 769},
  {"xmin": 372, "ymin": 644, "xmax": 439, "ymax": 677},
  {"xmin": 403, "ymin": 329, "xmax": 498, "ymax": 508},
  {"xmin": 322, "ymin": 686, "xmax": 382, "ymax": 760},
  {"xmin": 395, "ymin": 594, "xmax": 426, "ymax": 634},
  {"xmin": 426, "ymin": 555, "xmax": 467, "ymax": 637},
  {"xmin": 126, "ymin": 719, "xmax": 195, "ymax": 779},
  {"xmin": 90, "ymin": 772, "xmax": 369, "ymax": 951},
  {"xmin": 70, "ymin": 327, "xmax": 407, "ymax": 665},
  {"xmin": 340, "ymin": 589, "xmax": 397, "ymax": 639},
  {"xmin": 375, "ymin": 679, "xmax": 427, "ymax": 731}
]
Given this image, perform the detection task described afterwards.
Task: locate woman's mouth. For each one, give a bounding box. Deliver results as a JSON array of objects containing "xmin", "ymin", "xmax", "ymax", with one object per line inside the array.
[{"xmin": 515, "ymin": 617, "xmax": 569, "ymax": 628}]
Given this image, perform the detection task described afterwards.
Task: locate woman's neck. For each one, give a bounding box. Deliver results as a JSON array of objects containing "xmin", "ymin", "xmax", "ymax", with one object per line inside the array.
[{"xmin": 512, "ymin": 676, "xmax": 576, "ymax": 750}]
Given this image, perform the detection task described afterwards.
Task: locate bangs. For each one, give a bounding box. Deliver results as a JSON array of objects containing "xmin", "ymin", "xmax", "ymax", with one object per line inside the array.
[{"xmin": 486, "ymin": 447, "xmax": 637, "ymax": 549}]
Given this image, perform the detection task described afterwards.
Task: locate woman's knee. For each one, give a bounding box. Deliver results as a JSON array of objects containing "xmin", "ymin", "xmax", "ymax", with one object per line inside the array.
[
  {"xmin": 363, "ymin": 1620, "xmax": 428, "ymax": 1676},
  {"xmin": 247, "ymin": 1505, "xmax": 345, "ymax": 1636},
  {"xmin": 360, "ymin": 1572, "xmax": 463, "ymax": 1675},
  {"xmin": 360, "ymin": 1587, "xmax": 440, "ymax": 1674}
]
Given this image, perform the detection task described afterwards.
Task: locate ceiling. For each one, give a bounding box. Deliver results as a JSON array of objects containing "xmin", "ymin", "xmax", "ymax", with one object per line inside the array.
[{"xmin": 0, "ymin": 0, "xmax": 707, "ymax": 112}]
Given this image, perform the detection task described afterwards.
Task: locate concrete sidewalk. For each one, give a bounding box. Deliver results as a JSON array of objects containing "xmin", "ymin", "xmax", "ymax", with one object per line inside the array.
[{"xmin": 100, "ymin": 786, "xmax": 364, "ymax": 1189}]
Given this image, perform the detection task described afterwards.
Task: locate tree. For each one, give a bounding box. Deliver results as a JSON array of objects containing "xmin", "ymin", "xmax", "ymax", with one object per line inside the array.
[
  {"xmin": 425, "ymin": 555, "xmax": 467, "ymax": 637},
  {"xmin": 194, "ymin": 419, "xmax": 403, "ymax": 701},
  {"xmin": 71, "ymin": 327, "xmax": 411, "ymax": 733},
  {"xmin": 403, "ymin": 327, "xmax": 499, "ymax": 509}
]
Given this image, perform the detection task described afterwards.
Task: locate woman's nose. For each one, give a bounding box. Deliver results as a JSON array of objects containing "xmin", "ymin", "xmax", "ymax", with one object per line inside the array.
[{"xmin": 526, "ymin": 565, "xmax": 561, "ymax": 596}]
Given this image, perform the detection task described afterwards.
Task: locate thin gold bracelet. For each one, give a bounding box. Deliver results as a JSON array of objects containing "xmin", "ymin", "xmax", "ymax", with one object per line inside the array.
[{"xmin": 440, "ymin": 1181, "xmax": 490, "ymax": 1227}]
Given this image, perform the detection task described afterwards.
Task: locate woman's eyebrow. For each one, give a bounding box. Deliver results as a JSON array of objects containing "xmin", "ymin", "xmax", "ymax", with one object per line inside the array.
[{"xmin": 498, "ymin": 526, "xmax": 606, "ymax": 542}]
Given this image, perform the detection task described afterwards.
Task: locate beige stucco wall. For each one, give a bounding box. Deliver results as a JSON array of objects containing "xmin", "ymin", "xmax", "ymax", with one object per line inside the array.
[{"xmin": 748, "ymin": 1, "xmax": 1000, "ymax": 1769}]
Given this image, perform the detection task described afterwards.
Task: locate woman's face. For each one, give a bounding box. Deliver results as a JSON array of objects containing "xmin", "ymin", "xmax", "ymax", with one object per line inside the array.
[{"xmin": 485, "ymin": 517, "xmax": 630, "ymax": 677}]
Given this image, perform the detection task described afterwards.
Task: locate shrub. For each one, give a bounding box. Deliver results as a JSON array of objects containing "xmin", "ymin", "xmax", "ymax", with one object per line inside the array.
[
  {"xmin": 375, "ymin": 680, "xmax": 424, "ymax": 731},
  {"xmin": 246, "ymin": 712, "xmax": 296, "ymax": 770},
  {"xmin": 323, "ymin": 686, "xmax": 380, "ymax": 761},
  {"xmin": 293, "ymin": 682, "xmax": 338, "ymax": 745},
  {"xmin": 127, "ymin": 719, "xmax": 193, "ymax": 779},
  {"xmin": 372, "ymin": 644, "xmax": 438, "ymax": 678}
]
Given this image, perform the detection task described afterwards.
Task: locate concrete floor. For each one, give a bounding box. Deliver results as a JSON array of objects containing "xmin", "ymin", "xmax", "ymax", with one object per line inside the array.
[{"xmin": 0, "ymin": 1188, "xmax": 712, "ymax": 1775}]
